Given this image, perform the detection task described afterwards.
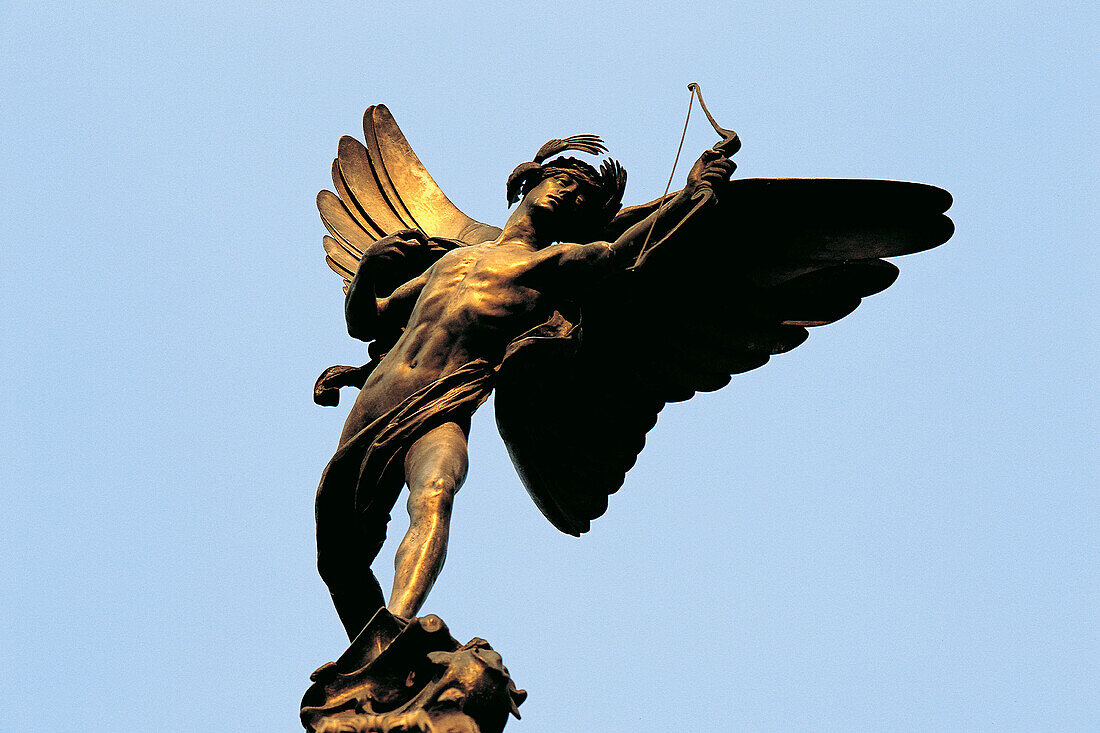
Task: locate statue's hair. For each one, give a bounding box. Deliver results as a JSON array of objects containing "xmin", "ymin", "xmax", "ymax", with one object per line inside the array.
[{"xmin": 506, "ymin": 135, "xmax": 626, "ymax": 241}]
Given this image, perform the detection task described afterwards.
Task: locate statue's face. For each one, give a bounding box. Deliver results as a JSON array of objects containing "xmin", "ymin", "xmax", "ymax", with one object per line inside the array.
[{"xmin": 524, "ymin": 172, "xmax": 587, "ymax": 218}]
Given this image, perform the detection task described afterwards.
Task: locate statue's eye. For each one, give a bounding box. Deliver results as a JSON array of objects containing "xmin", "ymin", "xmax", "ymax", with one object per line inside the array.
[{"xmin": 575, "ymin": 195, "xmax": 585, "ymax": 206}]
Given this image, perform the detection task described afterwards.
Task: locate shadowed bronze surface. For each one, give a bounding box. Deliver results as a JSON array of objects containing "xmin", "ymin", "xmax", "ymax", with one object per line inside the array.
[
  {"xmin": 310, "ymin": 98, "xmax": 953, "ymax": 644},
  {"xmin": 302, "ymin": 608, "xmax": 525, "ymax": 733}
]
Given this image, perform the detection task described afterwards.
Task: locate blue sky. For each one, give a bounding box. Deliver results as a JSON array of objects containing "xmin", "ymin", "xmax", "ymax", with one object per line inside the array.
[{"xmin": 2, "ymin": 2, "xmax": 1096, "ymax": 730}]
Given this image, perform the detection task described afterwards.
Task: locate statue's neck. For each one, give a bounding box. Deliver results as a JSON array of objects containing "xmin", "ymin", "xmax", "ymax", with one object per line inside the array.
[{"xmin": 496, "ymin": 208, "xmax": 552, "ymax": 249}]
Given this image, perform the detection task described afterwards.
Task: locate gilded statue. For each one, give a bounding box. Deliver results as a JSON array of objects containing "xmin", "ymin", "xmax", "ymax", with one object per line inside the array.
[{"xmin": 310, "ymin": 94, "xmax": 953, "ymax": 644}]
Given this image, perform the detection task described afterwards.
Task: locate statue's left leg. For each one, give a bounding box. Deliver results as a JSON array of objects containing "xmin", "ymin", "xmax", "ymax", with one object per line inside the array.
[
  {"xmin": 388, "ymin": 421, "xmax": 469, "ymax": 618},
  {"xmin": 316, "ymin": 478, "xmax": 393, "ymax": 640}
]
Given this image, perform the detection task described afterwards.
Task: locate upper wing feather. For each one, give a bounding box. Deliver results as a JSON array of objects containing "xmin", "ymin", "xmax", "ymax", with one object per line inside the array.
[
  {"xmin": 496, "ymin": 178, "xmax": 952, "ymax": 535},
  {"xmin": 336, "ymin": 135, "xmax": 408, "ymax": 236},
  {"xmin": 317, "ymin": 105, "xmax": 502, "ymax": 289},
  {"xmin": 369, "ymin": 105, "xmax": 503, "ymax": 244}
]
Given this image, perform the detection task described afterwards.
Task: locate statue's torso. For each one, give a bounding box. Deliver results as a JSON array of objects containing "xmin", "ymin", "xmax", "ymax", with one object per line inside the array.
[{"xmin": 340, "ymin": 242, "xmax": 568, "ymax": 444}]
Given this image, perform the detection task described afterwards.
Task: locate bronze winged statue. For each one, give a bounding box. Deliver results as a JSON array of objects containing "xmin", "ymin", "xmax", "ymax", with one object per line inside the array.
[{"xmin": 311, "ymin": 102, "xmax": 953, "ymax": 641}]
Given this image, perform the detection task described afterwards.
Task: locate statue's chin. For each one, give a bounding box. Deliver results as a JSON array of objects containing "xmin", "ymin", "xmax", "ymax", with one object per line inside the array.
[{"xmin": 530, "ymin": 205, "xmax": 565, "ymax": 233}]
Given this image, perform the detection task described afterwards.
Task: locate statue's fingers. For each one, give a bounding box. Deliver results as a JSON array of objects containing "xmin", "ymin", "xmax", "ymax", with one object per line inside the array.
[
  {"xmin": 702, "ymin": 166, "xmax": 734, "ymax": 183},
  {"xmin": 392, "ymin": 227, "xmax": 427, "ymax": 242},
  {"xmin": 705, "ymin": 160, "xmax": 736, "ymax": 179}
]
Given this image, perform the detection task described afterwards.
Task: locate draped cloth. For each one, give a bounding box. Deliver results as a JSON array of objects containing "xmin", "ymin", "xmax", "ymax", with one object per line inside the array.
[{"xmin": 314, "ymin": 360, "xmax": 497, "ymax": 615}]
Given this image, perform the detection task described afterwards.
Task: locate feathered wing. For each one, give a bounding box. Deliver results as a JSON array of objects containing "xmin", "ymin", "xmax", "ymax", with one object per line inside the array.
[
  {"xmin": 495, "ymin": 178, "xmax": 953, "ymax": 535},
  {"xmin": 317, "ymin": 104, "xmax": 502, "ymax": 292}
]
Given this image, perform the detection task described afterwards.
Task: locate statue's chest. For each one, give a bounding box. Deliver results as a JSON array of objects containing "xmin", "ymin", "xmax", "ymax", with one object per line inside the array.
[
  {"xmin": 434, "ymin": 247, "xmax": 532, "ymax": 291},
  {"xmin": 426, "ymin": 248, "xmax": 541, "ymax": 319}
]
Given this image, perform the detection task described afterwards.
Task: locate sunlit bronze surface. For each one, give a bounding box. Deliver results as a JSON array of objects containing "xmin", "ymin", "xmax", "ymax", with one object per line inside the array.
[{"xmin": 311, "ymin": 101, "xmax": 953, "ymax": 644}]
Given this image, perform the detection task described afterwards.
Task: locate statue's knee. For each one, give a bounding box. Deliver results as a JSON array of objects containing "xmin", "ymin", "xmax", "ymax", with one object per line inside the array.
[
  {"xmin": 317, "ymin": 550, "xmax": 343, "ymax": 588},
  {"xmin": 408, "ymin": 476, "xmax": 456, "ymax": 516},
  {"xmin": 316, "ymin": 521, "xmax": 387, "ymax": 587}
]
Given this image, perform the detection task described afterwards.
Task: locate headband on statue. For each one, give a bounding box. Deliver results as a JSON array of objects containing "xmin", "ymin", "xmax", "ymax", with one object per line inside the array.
[
  {"xmin": 505, "ymin": 134, "xmax": 627, "ymax": 236},
  {"xmin": 507, "ymin": 135, "xmax": 613, "ymax": 205}
]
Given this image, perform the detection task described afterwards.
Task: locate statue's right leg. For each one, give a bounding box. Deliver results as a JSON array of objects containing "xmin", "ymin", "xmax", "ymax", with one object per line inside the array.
[{"xmin": 388, "ymin": 421, "xmax": 469, "ymax": 618}]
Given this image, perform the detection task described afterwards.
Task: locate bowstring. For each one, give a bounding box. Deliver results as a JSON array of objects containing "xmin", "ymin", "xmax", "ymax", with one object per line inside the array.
[{"xmin": 638, "ymin": 86, "xmax": 697, "ymax": 262}]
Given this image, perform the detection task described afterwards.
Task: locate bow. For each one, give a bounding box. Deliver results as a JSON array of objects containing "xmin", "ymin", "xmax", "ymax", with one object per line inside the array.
[{"xmin": 631, "ymin": 82, "xmax": 739, "ymax": 269}]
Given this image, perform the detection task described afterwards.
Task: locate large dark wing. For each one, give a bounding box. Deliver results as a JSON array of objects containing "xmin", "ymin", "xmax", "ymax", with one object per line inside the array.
[
  {"xmin": 317, "ymin": 104, "xmax": 502, "ymax": 291},
  {"xmin": 495, "ymin": 178, "xmax": 953, "ymax": 536}
]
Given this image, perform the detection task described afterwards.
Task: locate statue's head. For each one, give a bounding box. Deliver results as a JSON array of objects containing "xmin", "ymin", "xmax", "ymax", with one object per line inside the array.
[{"xmin": 507, "ymin": 136, "xmax": 626, "ymax": 242}]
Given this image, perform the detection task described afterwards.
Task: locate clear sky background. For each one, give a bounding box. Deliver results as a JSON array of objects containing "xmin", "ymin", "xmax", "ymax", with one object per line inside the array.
[{"xmin": 2, "ymin": 2, "xmax": 1096, "ymax": 730}]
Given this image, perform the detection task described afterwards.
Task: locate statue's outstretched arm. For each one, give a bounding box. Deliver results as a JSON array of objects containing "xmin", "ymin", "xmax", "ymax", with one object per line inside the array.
[
  {"xmin": 541, "ymin": 151, "xmax": 735, "ymax": 290},
  {"xmin": 611, "ymin": 150, "xmax": 736, "ymax": 256}
]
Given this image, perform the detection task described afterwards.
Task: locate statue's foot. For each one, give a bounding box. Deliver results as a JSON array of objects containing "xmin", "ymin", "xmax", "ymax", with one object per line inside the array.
[{"xmin": 302, "ymin": 613, "xmax": 524, "ymax": 733}]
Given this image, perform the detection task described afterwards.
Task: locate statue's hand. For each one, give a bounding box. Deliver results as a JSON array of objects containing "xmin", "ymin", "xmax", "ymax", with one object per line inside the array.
[
  {"xmin": 368, "ymin": 228, "xmax": 429, "ymax": 263},
  {"xmin": 686, "ymin": 150, "xmax": 736, "ymax": 198}
]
